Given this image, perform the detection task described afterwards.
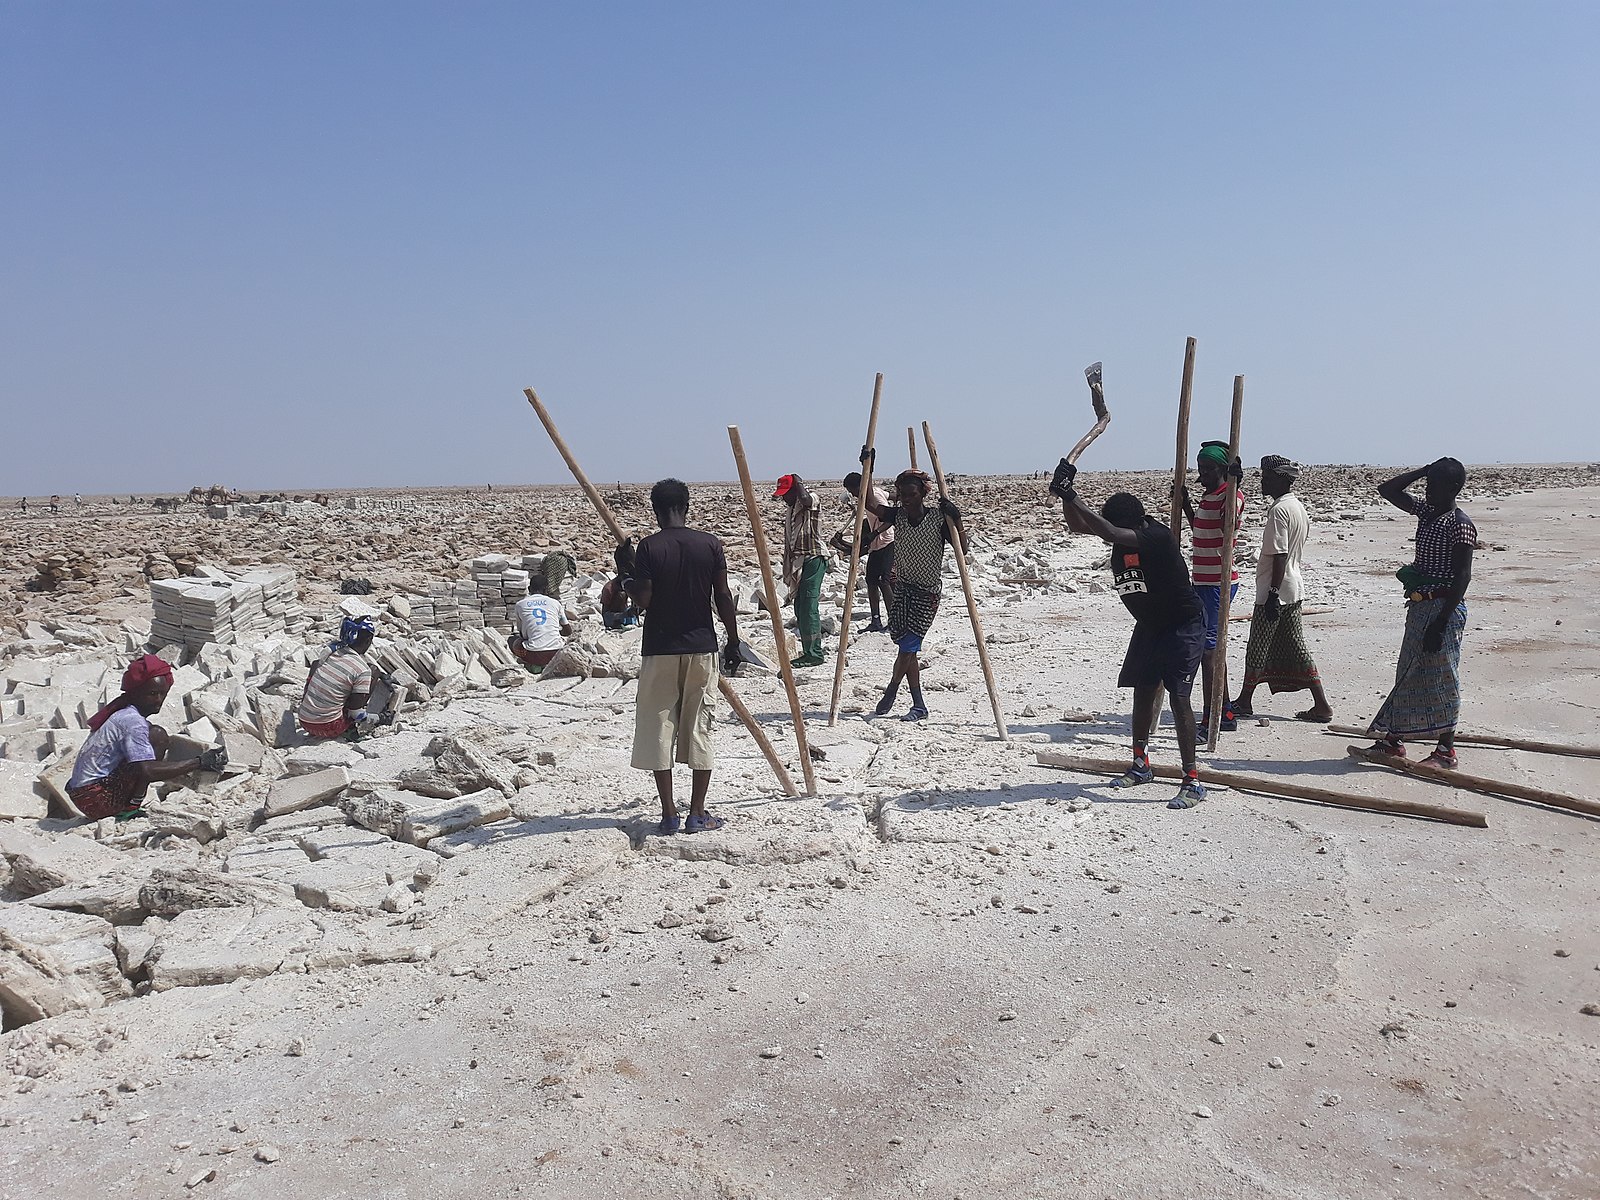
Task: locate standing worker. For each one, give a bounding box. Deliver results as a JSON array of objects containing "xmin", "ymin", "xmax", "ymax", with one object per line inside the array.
[
  {"xmin": 1054, "ymin": 462, "xmax": 1208, "ymax": 809},
  {"xmin": 1231, "ymin": 456, "xmax": 1333, "ymax": 724},
  {"xmin": 1364, "ymin": 458, "xmax": 1477, "ymax": 768},
  {"xmin": 859, "ymin": 457, "xmax": 967, "ymax": 722},
  {"xmin": 1178, "ymin": 440, "xmax": 1245, "ymax": 733},
  {"xmin": 832, "ymin": 471, "xmax": 895, "ymax": 633},
  {"xmin": 774, "ymin": 473, "xmax": 828, "ymax": 667},
  {"xmin": 617, "ymin": 479, "xmax": 743, "ymax": 834}
]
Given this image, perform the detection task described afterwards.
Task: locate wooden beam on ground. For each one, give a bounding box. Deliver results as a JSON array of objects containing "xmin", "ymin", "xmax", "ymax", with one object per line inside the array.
[
  {"xmin": 726, "ymin": 424, "xmax": 817, "ymax": 795},
  {"xmin": 522, "ymin": 386, "xmax": 797, "ymax": 798},
  {"xmin": 1325, "ymin": 724, "xmax": 1600, "ymax": 760},
  {"xmin": 1035, "ymin": 749, "xmax": 1487, "ymax": 828},
  {"xmin": 921, "ymin": 421, "xmax": 1008, "ymax": 743},
  {"xmin": 828, "ymin": 373, "xmax": 883, "ymax": 726},
  {"xmin": 1345, "ymin": 745, "xmax": 1600, "ymax": 819}
]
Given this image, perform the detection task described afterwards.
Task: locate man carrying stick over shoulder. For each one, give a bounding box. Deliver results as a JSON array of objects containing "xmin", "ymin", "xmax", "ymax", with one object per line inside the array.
[
  {"xmin": 617, "ymin": 479, "xmax": 743, "ymax": 834},
  {"xmin": 860, "ymin": 454, "xmax": 966, "ymax": 722},
  {"xmin": 1052, "ymin": 462, "xmax": 1208, "ymax": 809}
]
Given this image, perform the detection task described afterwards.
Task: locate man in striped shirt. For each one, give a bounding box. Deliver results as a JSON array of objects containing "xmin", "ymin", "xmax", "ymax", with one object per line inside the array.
[
  {"xmin": 1180, "ymin": 441, "xmax": 1245, "ymax": 732},
  {"xmin": 298, "ymin": 617, "xmax": 376, "ymax": 739}
]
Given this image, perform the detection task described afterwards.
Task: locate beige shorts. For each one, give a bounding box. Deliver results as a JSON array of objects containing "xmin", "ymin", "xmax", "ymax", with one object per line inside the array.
[{"xmin": 631, "ymin": 652, "xmax": 718, "ymax": 771}]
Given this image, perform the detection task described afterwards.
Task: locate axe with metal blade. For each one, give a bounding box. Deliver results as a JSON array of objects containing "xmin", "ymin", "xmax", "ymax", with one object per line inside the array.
[{"xmin": 1068, "ymin": 361, "xmax": 1112, "ymax": 466}]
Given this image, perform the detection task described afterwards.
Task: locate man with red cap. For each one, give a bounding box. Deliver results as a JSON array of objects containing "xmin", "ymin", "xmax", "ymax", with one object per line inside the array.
[
  {"xmin": 773, "ymin": 473, "xmax": 828, "ymax": 667},
  {"xmin": 67, "ymin": 655, "xmax": 224, "ymax": 820}
]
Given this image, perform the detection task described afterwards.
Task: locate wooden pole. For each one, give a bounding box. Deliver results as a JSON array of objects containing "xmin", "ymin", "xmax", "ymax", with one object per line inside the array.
[
  {"xmin": 1170, "ymin": 337, "xmax": 1196, "ymax": 535},
  {"xmin": 1205, "ymin": 376, "xmax": 1244, "ymax": 752},
  {"xmin": 827, "ymin": 373, "xmax": 884, "ymax": 726},
  {"xmin": 726, "ymin": 425, "xmax": 818, "ymax": 795},
  {"xmin": 1325, "ymin": 724, "xmax": 1600, "ymax": 760},
  {"xmin": 1035, "ymin": 750, "xmax": 1487, "ymax": 829},
  {"xmin": 921, "ymin": 421, "xmax": 1008, "ymax": 743},
  {"xmin": 522, "ymin": 387, "xmax": 797, "ymax": 798},
  {"xmin": 719, "ymin": 682, "xmax": 798, "ymax": 797},
  {"xmin": 907, "ymin": 426, "xmax": 918, "ymax": 471},
  {"xmin": 1345, "ymin": 745, "xmax": 1600, "ymax": 819}
]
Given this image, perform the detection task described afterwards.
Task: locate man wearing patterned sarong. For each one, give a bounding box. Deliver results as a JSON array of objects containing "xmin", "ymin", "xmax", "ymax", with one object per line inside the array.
[
  {"xmin": 1231, "ymin": 456, "xmax": 1334, "ymax": 724},
  {"xmin": 1366, "ymin": 457, "xmax": 1477, "ymax": 769},
  {"xmin": 859, "ymin": 458, "xmax": 965, "ymax": 722}
]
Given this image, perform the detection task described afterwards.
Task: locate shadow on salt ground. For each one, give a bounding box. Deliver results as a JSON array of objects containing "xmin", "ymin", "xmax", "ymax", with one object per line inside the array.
[
  {"xmin": 446, "ymin": 810, "xmax": 630, "ymax": 851},
  {"xmin": 887, "ymin": 780, "xmax": 1100, "ymax": 810}
]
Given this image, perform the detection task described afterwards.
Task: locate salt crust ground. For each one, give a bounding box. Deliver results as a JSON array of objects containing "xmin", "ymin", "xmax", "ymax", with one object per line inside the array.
[{"xmin": 2, "ymin": 483, "xmax": 1598, "ymax": 1199}]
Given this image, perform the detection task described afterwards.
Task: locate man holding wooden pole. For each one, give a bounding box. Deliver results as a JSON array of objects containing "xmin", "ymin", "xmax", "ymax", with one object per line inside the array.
[
  {"xmin": 616, "ymin": 479, "xmax": 743, "ymax": 835},
  {"xmin": 859, "ymin": 455, "xmax": 966, "ymax": 722},
  {"xmin": 1178, "ymin": 440, "xmax": 1245, "ymax": 734}
]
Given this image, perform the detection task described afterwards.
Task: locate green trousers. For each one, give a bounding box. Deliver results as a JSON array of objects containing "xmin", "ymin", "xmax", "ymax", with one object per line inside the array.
[{"xmin": 795, "ymin": 556, "xmax": 826, "ymax": 649}]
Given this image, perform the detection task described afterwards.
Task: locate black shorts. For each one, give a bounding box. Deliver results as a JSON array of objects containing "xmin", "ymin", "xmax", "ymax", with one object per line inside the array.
[
  {"xmin": 866, "ymin": 545, "xmax": 893, "ymax": 589},
  {"xmin": 1118, "ymin": 617, "xmax": 1205, "ymax": 698}
]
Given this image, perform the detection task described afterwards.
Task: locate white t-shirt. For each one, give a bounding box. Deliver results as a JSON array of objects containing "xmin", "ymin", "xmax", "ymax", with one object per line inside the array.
[
  {"xmin": 69, "ymin": 706, "xmax": 156, "ymax": 790},
  {"xmin": 1255, "ymin": 492, "xmax": 1309, "ymax": 606},
  {"xmin": 513, "ymin": 593, "xmax": 564, "ymax": 652}
]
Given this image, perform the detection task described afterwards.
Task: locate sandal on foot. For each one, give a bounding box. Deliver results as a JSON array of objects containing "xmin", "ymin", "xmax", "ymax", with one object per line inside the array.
[
  {"xmin": 1295, "ymin": 709, "xmax": 1334, "ymax": 723},
  {"xmin": 657, "ymin": 814, "xmax": 682, "ymax": 836},
  {"xmin": 873, "ymin": 694, "xmax": 898, "ymax": 717},
  {"xmin": 1366, "ymin": 739, "xmax": 1406, "ymax": 760},
  {"xmin": 1168, "ymin": 778, "xmax": 1207, "ymax": 809},
  {"xmin": 1230, "ymin": 700, "xmax": 1254, "ymax": 719},
  {"xmin": 1420, "ymin": 749, "xmax": 1458, "ymax": 770},
  {"xmin": 901, "ymin": 705, "xmax": 929, "ymax": 722},
  {"xmin": 685, "ymin": 812, "xmax": 725, "ymax": 834},
  {"xmin": 1108, "ymin": 761, "xmax": 1154, "ymax": 789}
]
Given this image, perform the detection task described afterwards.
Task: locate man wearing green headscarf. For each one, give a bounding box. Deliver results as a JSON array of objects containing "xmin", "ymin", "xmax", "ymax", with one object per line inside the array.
[{"xmin": 1179, "ymin": 440, "xmax": 1245, "ymax": 732}]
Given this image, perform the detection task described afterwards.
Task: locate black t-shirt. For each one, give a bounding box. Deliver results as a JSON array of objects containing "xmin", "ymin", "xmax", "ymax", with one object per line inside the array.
[
  {"xmin": 635, "ymin": 526, "xmax": 726, "ymax": 656},
  {"xmin": 1111, "ymin": 522, "xmax": 1204, "ymax": 631}
]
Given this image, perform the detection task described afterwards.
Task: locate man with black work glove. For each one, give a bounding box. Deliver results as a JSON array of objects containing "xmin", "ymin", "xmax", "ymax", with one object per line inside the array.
[{"xmin": 620, "ymin": 479, "xmax": 741, "ymax": 837}]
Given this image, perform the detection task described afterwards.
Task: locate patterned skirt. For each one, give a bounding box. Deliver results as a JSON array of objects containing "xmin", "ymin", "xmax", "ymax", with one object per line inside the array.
[
  {"xmin": 888, "ymin": 580, "xmax": 941, "ymax": 640},
  {"xmin": 1241, "ymin": 600, "xmax": 1320, "ymax": 692},
  {"xmin": 1368, "ymin": 598, "xmax": 1466, "ymax": 738}
]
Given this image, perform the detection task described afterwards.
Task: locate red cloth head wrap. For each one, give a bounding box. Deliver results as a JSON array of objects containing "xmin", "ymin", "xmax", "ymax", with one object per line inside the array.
[{"xmin": 89, "ymin": 655, "xmax": 175, "ymax": 732}]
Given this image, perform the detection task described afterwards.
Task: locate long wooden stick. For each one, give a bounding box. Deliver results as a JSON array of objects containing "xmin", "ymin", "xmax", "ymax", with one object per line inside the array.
[
  {"xmin": 1035, "ymin": 750, "xmax": 1487, "ymax": 828},
  {"xmin": 828, "ymin": 374, "xmax": 883, "ymax": 726},
  {"xmin": 1206, "ymin": 376, "xmax": 1244, "ymax": 752},
  {"xmin": 1325, "ymin": 724, "xmax": 1600, "ymax": 760},
  {"xmin": 1170, "ymin": 337, "xmax": 1196, "ymax": 535},
  {"xmin": 522, "ymin": 387, "xmax": 797, "ymax": 797},
  {"xmin": 719, "ymin": 682, "xmax": 798, "ymax": 796},
  {"xmin": 1345, "ymin": 745, "xmax": 1600, "ymax": 818},
  {"xmin": 907, "ymin": 427, "xmax": 918, "ymax": 471},
  {"xmin": 921, "ymin": 421, "xmax": 1008, "ymax": 742},
  {"xmin": 726, "ymin": 425, "xmax": 817, "ymax": 795}
]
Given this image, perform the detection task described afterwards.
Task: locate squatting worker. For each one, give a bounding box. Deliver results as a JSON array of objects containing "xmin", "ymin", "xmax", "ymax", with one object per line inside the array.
[
  {"xmin": 510, "ymin": 563, "xmax": 574, "ymax": 671},
  {"xmin": 1365, "ymin": 457, "xmax": 1477, "ymax": 769},
  {"xmin": 616, "ymin": 478, "xmax": 741, "ymax": 835},
  {"xmin": 859, "ymin": 454, "xmax": 967, "ymax": 722},
  {"xmin": 298, "ymin": 616, "xmax": 376, "ymax": 739},
  {"xmin": 1052, "ymin": 460, "xmax": 1208, "ymax": 809},
  {"xmin": 1232, "ymin": 456, "xmax": 1334, "ymax": 724},
  {"xmin": 1178, "ymin": 440, "xmax": 1246, "ymax": 733},
  {"xmin": 773, "ymin": 473, "xmax": 827, "ymax": 667},
  {"xmin": 837, "ymin": 471, "xmax": 895, "ymax": 633},
  {"xmin": 67, "ymin": 655, "xmax": 224, "ymax": 820}
]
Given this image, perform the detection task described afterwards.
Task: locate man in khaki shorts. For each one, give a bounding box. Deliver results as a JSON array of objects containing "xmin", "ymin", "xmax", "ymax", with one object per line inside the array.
[{"xmin": 616, "ymin": 478, "xmax": 741, "ymax": 835}]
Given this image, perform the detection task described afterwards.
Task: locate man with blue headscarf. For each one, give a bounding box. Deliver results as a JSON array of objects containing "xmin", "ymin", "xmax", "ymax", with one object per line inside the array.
[{"xmin": 297, "ymin": 616, "xmax": 376, "ymax": 739}]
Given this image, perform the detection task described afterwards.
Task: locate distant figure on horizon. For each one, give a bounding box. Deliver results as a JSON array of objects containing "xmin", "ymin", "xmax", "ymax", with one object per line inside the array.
[
  {"xmin": 1364, "ymin": 458, "xmax": 1477, "ymax": 769},
  {"xmin": 49, "ymin": 494, "xmax": 60, "ymax": 513},
  {"xmin": 1231, "ymin": 456, "xmax": 1333, "ymax": 724},
  {"xmin": 618, "ymin": 478, "xmax": 741, "ymax": 836}
]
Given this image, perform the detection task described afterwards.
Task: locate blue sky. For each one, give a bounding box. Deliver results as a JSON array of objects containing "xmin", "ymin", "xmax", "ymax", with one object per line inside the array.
[{"xmin": 3, "ymin": 2, "xmax": 1596, "ymax": 494}]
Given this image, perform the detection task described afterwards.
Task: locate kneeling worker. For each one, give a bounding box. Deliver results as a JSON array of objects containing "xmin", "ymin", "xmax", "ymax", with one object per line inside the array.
[
  {"xmin": 298, "ymin": 616, "xmax": 376, "ymax": 739},
  {"xmin": 510, "ymin": 567, "xmax": 574, "ymax": 670},
  {"xmin": 67, "ymin": 655, "xmax": 224, "ymax": 820}
]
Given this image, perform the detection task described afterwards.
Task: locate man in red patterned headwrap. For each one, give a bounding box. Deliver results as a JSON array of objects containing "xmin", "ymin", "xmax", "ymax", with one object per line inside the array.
[{"xmin": 66, "ymin": 655, "xmax": 223, "ymax": 820}]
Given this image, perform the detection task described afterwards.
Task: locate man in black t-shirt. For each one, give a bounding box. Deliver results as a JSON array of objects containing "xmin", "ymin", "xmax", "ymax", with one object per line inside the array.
[
  {"xmin": 617, "ymin": 479, "xmax": 741, "ymax": 835},
  {"xmin": 1053, "ymin": 461, "xmax": 1208, "ymax": 809}
]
